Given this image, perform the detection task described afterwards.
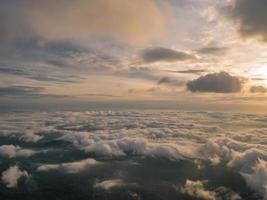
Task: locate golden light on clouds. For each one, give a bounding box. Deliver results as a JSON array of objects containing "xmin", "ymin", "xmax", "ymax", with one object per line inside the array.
[{"xmin": 29, "ymin": 0, "xmax": 169, "ymax": 44}]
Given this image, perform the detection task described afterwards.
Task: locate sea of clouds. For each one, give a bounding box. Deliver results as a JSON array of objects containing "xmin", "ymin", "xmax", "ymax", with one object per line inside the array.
[{"xmin": 0, "ymin": 110, "xmax": 267, "ymax": 200}]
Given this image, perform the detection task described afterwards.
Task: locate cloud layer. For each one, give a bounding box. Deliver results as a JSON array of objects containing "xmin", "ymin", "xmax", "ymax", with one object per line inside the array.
[{"xmin": 0, "ymin": 111, "xmax": 267, "ymax": 199}]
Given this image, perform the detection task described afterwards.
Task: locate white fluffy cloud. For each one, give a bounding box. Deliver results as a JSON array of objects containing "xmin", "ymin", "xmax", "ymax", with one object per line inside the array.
[
  {"xmin": 2, "ymin": 111, "xmax": 267, "ymax": 198},
  {"xmin": 60, "ymin": 134, "xmax": 189, "ymax": 160},
  {"xmin": 180, "ymin": 180, "xmax": 216, "ymax": 200},
  {"xmin": 37, "ymin": 158, "xmax": 99, "ymax": 173},
  {"xmin": 0, "ymin": 145, "xmax": 36, "ymax": 158},
  {"xmin": 1, "ymin": 165, "xmax": 29, "ymax": 188},
  {"xmin": 94, "ymin": 179, "xmax": 125, "ymax": 190},
  {"xmin": 241, "ymin": 159, "xmax": 267, "ymax": 199}
]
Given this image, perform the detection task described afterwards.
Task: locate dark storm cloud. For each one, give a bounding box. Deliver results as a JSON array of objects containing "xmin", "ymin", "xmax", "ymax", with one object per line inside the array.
[
  {"xmin": 197, "ymin": 46, "xmax": 227, "ymax": 55},
  {"xmin": 141, "ymin": 47, "xmax": 195, "ymax": 63},
  {"xmin": 187, "ymin": 72, "xmax": 243, "ymax": 93},
  {"xmin": 250, "ymin": 86, "xmax": 267, "ymax": 93},
  {"xmin": 227, "ymin": 0, "xmax": 267, "ymax": 42}
]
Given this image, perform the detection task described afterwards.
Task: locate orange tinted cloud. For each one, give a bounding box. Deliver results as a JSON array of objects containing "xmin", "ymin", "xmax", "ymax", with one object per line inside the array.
[{"xmin": 29, "ymin": 0, "xmax": 169, "ymax": 44}]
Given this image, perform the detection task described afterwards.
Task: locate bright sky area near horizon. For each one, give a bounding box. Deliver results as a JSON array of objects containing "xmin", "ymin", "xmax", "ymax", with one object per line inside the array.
[{"xmin": 1, "ymin": 0, "xmax": 267, "ymax": 112}]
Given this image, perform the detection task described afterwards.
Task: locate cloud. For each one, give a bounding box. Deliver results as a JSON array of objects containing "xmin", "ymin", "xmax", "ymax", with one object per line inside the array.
[
  {"xmin": 1, "ymin": 165, "xmax": 29, "ymax": 188},
  {"xmin": 180, "ymin": 180, "xmax": 216, "ymax": 200},
  {"xmin": 241, "ymin": 159, "xmax": 267, "ymax": 199},
  {"xmin": 141, "ymin": 47, "xmax": 195, "ymax": 63},
  {"xmin": 227, "ymin": 0, "xmax": 267, "ymax": 42},
  {"xmin": 0, "ymin": 68, "xmax": 27, "ymax": 76},
  {"xmin": 0, "ymin": 86, "xmax": 43, "ymax": 96},
  {"xmin": 2, "ymin": 110, "xmax": 267, "ymax": 198},
  {"xmin": 61, "ymin": 134, "xmax": 185, "ymax": 160},
  {"xmin": 250, "ymin": 86, "xmax": 267, "ymax": 93},
  {"xmin": 157, "ymin": 77, "xmax": 184, "ymax": 87},
  {"xmin": 166, "ymin": 69, "xmax": 206, "ymax": 75},
  {"xmin": 197, "ymin": 46, "xmax": 227, "ymax": 55},
  {"xmin": 7, "ymin": 0, "xmax": 168, "ymax": 45},
  {"xmin": 37, "ymin": 158, "xmax": 99, "ymax": 173},
  {"xmin": 187, "ymin": 72, "xmax": 244, "ymax": 93},
  {"xmin": 0, "ymin": 145, "xmax": 36, "ymax": 158},
  {"xmin": 0, "ymin": 86, "xmax": 69, "ymax": 99},
  {"xmin": 0, "ymin": 129, "xmax": 44, "ymax": 143},
  {"xmin": 94, "ymin": 179, "xmax": 125, "ymax": 190}
]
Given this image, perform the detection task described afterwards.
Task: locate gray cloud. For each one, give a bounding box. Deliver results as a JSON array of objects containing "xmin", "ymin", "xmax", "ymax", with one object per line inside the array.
[
  {"xmin": 227, "ymin": 0, "xmax": 267, "ymax": 42},
  {"xmin": 0, "ymin": 86, "xmax": 69, "ymax": 99},
  {"xmin": 167, "ymin": 69, "xmax": 206, "ymax": 75},
  {"xmin": 157, "ymin": 77, "xmax": 184, "ymax": 86},
  {"xmin": 187, "ymin": 72, "xmax": 243, "ymax": 93},
  {"xmin": 0, "ymin": 67, "xmax": 27, "ymax": 75},
  {"xmin": 197, "ymin": 46, "xmax": 227, "ymax": 55},
  {"xmin": 141, "ymin": 47, "xmax": 195, "ymax": 63},
  {"xmin": 0, "ymin": 86, "xmax": 43, "ymax": 96},
  {"xmin": 250, "ymin": 85, "xmax": 267, "ymax": 93}
]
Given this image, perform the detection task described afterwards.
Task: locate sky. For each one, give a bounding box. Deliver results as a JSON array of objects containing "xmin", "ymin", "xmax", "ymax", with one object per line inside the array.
[{"xmin": 1, "ymin": 0, "xmax": 267, "ymax": 112}]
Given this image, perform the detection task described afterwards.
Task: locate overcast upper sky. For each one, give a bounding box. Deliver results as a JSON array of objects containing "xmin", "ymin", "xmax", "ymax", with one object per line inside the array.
[{"xmin": 1, "ymin": 0, "xmax": 267, "ymax": 111}]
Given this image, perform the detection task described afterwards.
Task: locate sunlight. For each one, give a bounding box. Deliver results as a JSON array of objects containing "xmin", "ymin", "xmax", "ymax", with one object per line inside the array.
[{"xmin": 251, "ymin": 66, "xmax": 267, "ymax": 85}]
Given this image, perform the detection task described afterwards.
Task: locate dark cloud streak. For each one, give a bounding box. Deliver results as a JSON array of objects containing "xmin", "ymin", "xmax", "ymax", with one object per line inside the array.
[{"xmin": 141, "ymin": 47, "xmax": 195, "ymax": 63}]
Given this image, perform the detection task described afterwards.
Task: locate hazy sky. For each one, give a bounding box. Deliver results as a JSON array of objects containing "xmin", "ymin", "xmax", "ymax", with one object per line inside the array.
[{"xmin": 1, "ymin": 0, "xmax": 267, "ymax": 111}]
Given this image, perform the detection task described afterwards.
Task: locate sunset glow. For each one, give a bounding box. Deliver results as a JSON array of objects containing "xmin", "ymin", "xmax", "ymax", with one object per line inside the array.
[{"xmin": 1, "ymin": 1, "xmax": 267, "ymax": 200}]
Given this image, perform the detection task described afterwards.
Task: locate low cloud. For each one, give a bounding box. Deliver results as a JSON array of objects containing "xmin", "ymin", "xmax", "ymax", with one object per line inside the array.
[
  {"xmin": 180, "ymin": 180, "xmax": 216, "ymax": 200},
  {"xmin": 250, "ymin": 86, "xmax": 267, "ymax": 93},
  {"xmin": 242, "ymin": 159, "xmax": 267, "ymax": 199},
  {"xmin": 187, "ymin": 72, "xmax": 244, "ymax": 93},
  {"xmin": 0, "ymin": 145, "xmax": 36, "ymax": 158},
  {"xmin": 37, "ymin": 158, "xmax": 99, "ymax": 173},
  {"xmin": 94, "ymin": 179, "xmax": 125, "ymax": 190},
  {"xmin": 1, "ymin": 165, "xmax": 29, "ymax": 188},
  {"xmin": 141, "ymin": 47, "xmax": 195, "ymax": 63}
]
